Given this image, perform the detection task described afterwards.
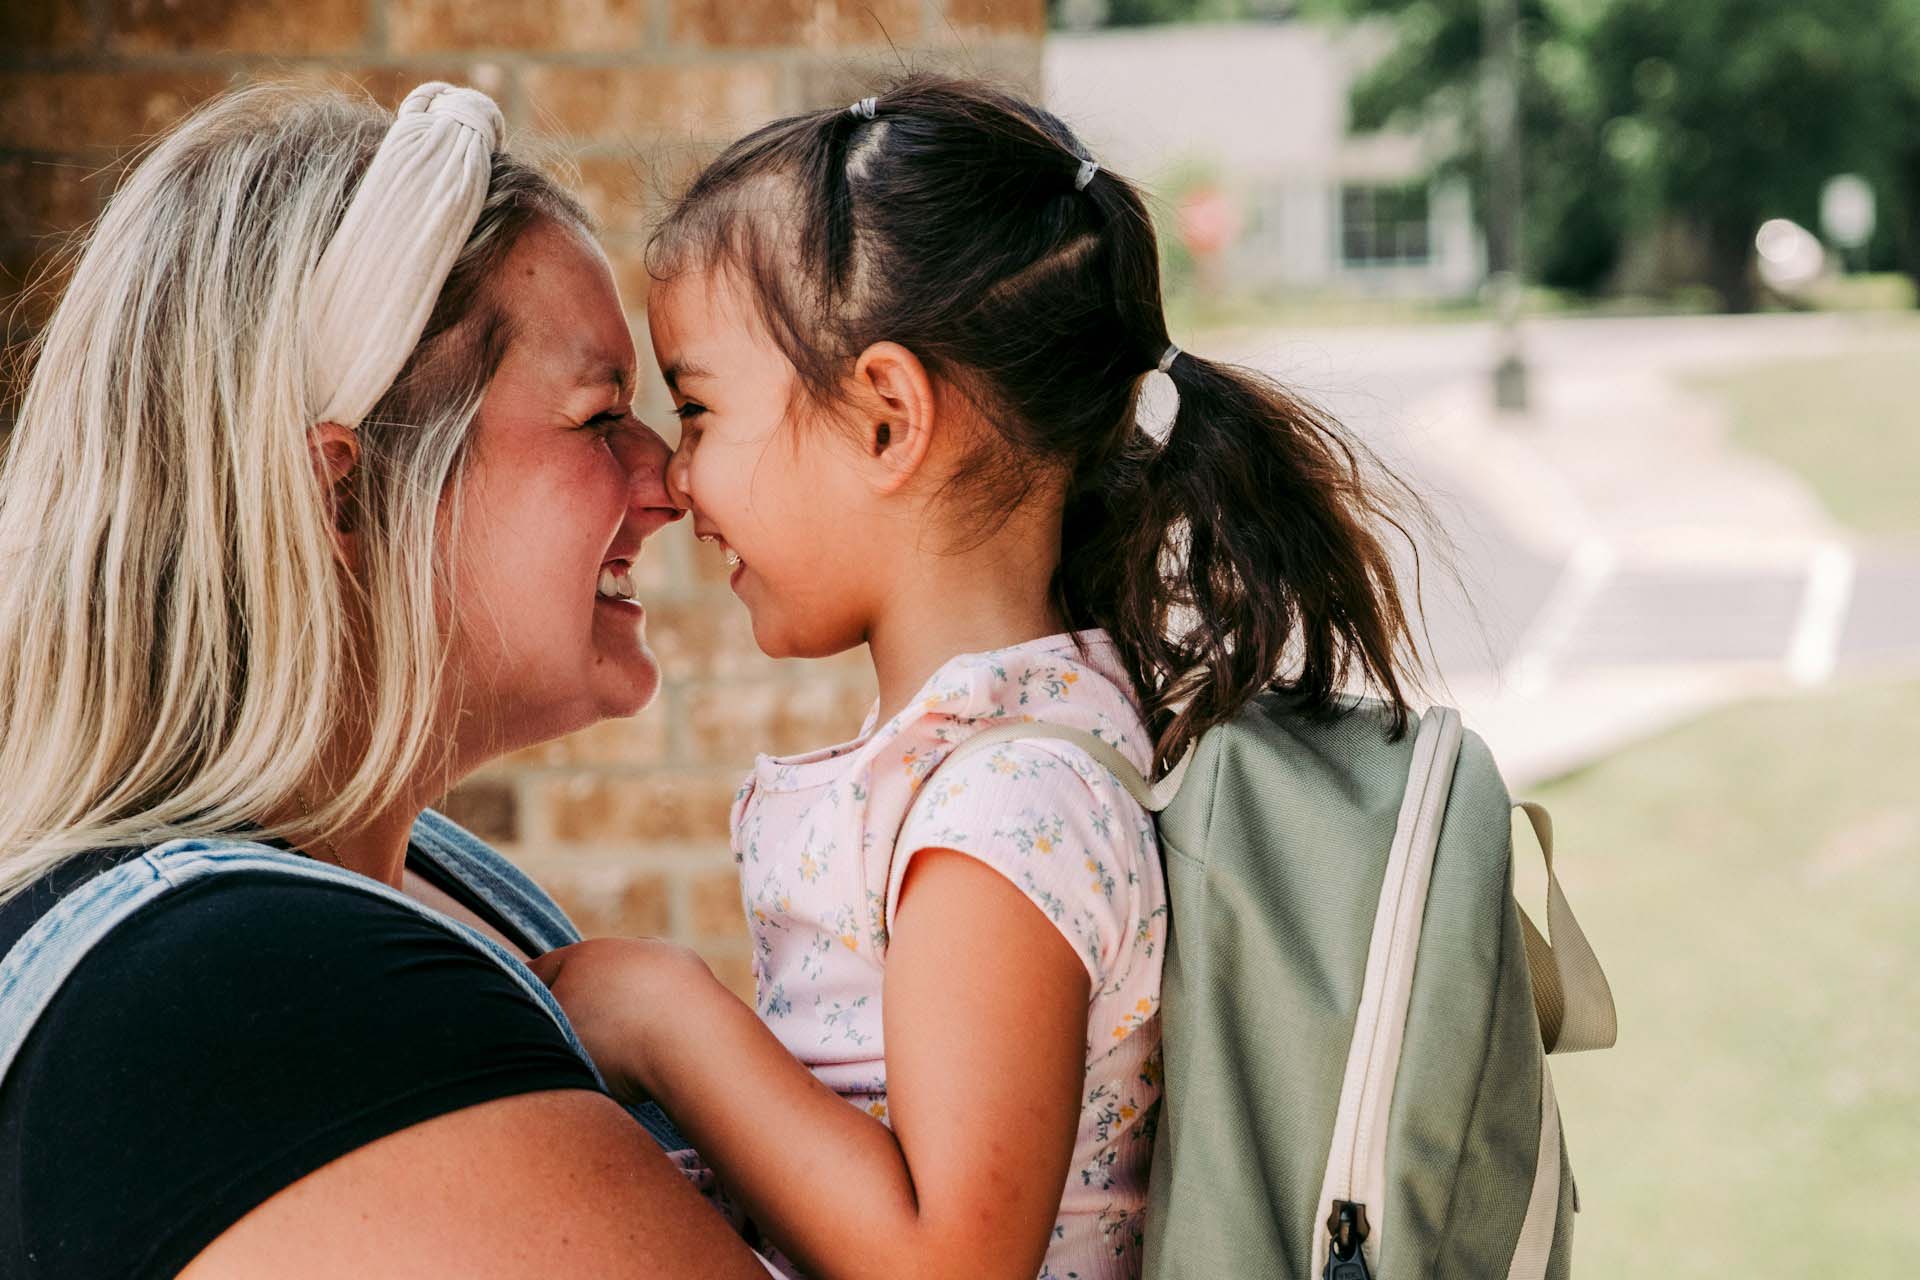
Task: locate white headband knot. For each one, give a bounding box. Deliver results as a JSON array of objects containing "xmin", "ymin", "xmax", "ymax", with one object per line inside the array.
[
  {"xmin": 1074, "ymin": 158, "xmax": 1100, "ymax": 191},
  {"xmin": 306, "ymin": 82, "xmax": 505, "ymax": 429}
]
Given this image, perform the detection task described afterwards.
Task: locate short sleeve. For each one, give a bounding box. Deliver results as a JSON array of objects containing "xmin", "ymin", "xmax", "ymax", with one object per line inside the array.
[
  {"xmin": 0, "ymin": 872, "xmax": 603, "ymax": 1280},
  {"xmin": 885, "ymin": 740, "xmax": 1154, "ymax": 989}
]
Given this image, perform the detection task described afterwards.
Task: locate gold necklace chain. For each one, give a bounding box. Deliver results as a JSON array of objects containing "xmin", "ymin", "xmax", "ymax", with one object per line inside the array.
[{"xmin": 292, "ymin": 792, "xmax": 347, "ymax": 868}]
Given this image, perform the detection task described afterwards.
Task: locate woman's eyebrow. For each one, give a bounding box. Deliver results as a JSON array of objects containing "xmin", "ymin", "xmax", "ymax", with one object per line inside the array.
[
  {"xmin": 567, "ymin": 344, "xmax": 632, "ymax": 400},
  {"xmin": 581, "ymin": 364, "xmax": 631, "ymax": 400}
]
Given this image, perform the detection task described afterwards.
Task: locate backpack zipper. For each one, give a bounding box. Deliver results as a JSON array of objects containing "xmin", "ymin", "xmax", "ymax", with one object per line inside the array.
[
  {"xmin": 1312, "ymin": 708, "xmax": 1464, "ymax": 1279},
  {"xmin": 1323, "ymin": 1200, "xmax": 1373, "ymax": 1280}
]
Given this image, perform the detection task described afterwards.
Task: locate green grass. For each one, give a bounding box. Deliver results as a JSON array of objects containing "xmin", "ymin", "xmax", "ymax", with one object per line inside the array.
[
  {"xmin": 1538, "ymin": 677, "xmax": 1920, "ymax": 1276},
  {"xmin": 1683, "ymin": 322, "xmax": 1920, "ymax": 538},
  {"xmin": 1802, "ymin": 272, "xmax": 1918, "ymax": 312}
]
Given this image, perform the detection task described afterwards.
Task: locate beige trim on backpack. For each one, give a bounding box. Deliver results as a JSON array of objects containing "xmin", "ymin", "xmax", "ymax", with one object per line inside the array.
[
  {"xmin": 1513, "ymin": 802, "xmax": 1618, "ymax": 1054},
  {"xmin": 1505, "ymin": 1059, "xmax": 1564, "ymax": 1280}
]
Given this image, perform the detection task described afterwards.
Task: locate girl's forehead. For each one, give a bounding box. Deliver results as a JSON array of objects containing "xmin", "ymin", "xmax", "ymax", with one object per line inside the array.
[{"xmin": 649, "ymin": 266, "xmax": 784, "ymax": 368}]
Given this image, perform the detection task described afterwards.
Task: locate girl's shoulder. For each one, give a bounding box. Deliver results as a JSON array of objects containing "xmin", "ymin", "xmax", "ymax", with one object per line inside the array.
[
  {"xmin": 891, "ymin": 629, "xmax": 1146, "ymax": 744},
  {"xmin": 745, "ymin": 631, "xmax": 1146, "ymax": 798}
]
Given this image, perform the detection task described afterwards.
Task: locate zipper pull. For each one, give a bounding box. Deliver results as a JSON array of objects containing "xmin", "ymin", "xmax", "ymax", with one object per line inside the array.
[{"xmin": 1323, "ymin": 1200, "xmax": 1373, "ymax": 1280}]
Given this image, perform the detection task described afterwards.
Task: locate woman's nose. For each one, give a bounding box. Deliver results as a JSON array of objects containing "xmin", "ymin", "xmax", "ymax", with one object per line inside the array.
[{"xmin": 609, "ymin": 419, "xmax": 684, "ymax": 522}]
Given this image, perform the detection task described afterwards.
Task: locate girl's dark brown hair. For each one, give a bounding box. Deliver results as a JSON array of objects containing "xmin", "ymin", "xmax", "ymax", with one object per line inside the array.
[{"xmin": 650, "ymin": 74, "xmax": 1431, "ymax": 770}]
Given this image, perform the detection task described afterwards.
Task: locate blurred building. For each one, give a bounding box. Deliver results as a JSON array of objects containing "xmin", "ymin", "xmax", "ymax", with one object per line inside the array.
[{"xmin": 1046, "ymin": 20, "xmax": 1481, "ymax": 299}]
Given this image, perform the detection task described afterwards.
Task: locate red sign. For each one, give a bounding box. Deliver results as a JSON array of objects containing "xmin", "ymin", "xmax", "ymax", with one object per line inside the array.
[{"xmin": 1178, "ymin": 187, "xmax": 1242, "ymax": 257}]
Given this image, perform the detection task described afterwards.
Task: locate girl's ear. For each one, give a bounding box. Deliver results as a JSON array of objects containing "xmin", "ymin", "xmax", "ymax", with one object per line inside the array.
[
  {"xmin": 851, "ymin": 341, "xmax": 937, "ymax": 496},
  {"xmin": 307, "ymin": 421, "xmax": 362, "ymax": 569}
]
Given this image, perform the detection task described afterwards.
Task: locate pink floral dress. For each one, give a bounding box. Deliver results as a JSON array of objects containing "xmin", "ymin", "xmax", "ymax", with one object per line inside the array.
[{"xmin": 687, "ymin": 630, "xmax": 1168, "ymax": 1280}]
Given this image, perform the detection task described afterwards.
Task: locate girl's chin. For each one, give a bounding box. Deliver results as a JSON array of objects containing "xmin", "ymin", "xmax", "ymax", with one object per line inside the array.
[{"xmin": 746, "ymin": 612, "xmax": 853, "ymax": 664}]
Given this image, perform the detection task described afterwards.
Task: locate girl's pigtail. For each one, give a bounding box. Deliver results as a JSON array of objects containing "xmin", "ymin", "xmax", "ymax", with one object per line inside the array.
[
  {"xmin": 1124, "ymin": 353, "xmax": 1424, "ymax": 769},
  {"xmin": 1059, "ymin": 166, "xmax": 1427, "ymax": 770}
]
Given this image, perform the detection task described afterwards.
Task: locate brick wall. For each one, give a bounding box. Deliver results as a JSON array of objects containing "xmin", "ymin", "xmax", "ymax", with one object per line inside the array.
[{"xmin": 0, "ymin": 0, "xmax": 1046, "ymax": 997}]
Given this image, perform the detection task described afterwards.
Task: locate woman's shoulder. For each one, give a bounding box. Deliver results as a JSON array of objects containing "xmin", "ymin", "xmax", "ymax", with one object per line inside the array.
[
  {"xmin": 0, "ymin": 866, "xmax": 600, "ymax": 1280},
  {"xmin": 2, "ymin": 864, "xmax": 584, "ymax": 1080}
]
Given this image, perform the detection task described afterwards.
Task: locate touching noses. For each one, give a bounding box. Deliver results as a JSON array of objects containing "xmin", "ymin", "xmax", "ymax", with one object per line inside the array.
[
  {"xmin": 663, "ymin": 434, "xmax": 695, "ymax": 514},
  {"xmin": 609, "ymin": 419, "xmax": 684, "ymax": 530}
]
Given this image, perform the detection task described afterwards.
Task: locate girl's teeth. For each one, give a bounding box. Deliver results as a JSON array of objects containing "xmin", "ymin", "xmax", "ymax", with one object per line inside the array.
[{"xmin": 699, "ymin": 533, "xmax": 740, "ymax": 570}]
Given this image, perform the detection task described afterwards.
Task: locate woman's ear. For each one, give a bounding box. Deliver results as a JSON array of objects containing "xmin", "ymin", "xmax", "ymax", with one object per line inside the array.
[
  {"xmin": 851, "ymin": 341, "xmax": 937, "ymax": 496},
  {"xmin": 307, "ymin": 422, "xmax": 362, "ymax": 568}
]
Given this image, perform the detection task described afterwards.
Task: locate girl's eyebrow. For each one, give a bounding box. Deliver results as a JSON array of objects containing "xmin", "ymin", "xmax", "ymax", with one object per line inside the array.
[{"xmin": 662, "ymin": 359, "xmax": 712, "ymax": 394}]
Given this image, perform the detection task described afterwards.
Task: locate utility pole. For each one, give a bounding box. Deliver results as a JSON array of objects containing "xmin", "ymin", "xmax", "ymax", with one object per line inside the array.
[{"xmin": 1483, "ymin": 0, "xmax": 1528, "ymax": 413}]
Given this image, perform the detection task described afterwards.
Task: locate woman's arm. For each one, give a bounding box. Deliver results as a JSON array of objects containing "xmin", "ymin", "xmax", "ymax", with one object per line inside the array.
[
  {"xmin": 177, "ymin": 1089, "xmax": 773, "ymax": 1280},
  {"xmin": 536, "ymin": 848, "xmax": 1091, "ymax": 1280}
]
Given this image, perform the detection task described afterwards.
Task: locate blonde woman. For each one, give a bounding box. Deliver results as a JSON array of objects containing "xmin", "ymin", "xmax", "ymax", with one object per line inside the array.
[{"xmin": 0, "ymin": 83, "xmax": 769, "ymax": 1278}]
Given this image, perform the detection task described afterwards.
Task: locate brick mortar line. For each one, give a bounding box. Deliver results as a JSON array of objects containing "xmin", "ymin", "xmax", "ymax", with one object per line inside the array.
[
  {"xmin": 671, "ymin": 671, "xmax": 878, "ymax": 692},
  {"xmin": 511, "ymin": 848, "xmax": 741, "ymax": 874},
  {"xmin": 0, "ymin": 34, "xmax": 1040, "ymax": 76},
  {"xmin": 0, "ymin": 137, "xmax": 740, "ymax": 167},
  {"xmin": 664, "ymin": 875, "xmax": 690, "ymax": 937},
  {"xmin": 479, "ymin": 762, "xmax": 760, "ymax": 781},
  {"xmin": 369, "ymin": 0, "xmax": 391, "ymax": 57},
  {"xmin": 83, "ymin": 0, "xmax": 111, "ymax": 55}
]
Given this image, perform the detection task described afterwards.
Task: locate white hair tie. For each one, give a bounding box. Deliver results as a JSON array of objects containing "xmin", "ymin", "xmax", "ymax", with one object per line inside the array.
[
  {"xmin": 1075, "ymin": 158, "xmax": 1100, "ymax": 191},
  {"xmin": 306, "ymin": 82, "xmax": 504, "ymax": 428},
  {"xmin": 849, "ymin": 97, "xmax": 878, "ymax": 121},
  {"xmin": 1157, "ymin": 343, "xmax": 1182, "ymax": 373}
]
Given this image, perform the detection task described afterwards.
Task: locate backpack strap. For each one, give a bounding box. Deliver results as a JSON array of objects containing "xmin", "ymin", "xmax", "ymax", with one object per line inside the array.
[
  {"xmin": 917, "ymin": 719, "xmax": 1617, "ymax": 1058},
  {"xmin": 917, "ymin": 721, "xmax": 1194, "ymax": 813},
  {"xmin": 1513, "ymin": 801, "xmax": 1618, "ymax": 1054}
]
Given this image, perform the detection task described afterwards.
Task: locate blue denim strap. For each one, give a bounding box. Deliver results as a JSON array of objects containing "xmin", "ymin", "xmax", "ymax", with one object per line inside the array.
[{"xmin": 0, "ymin": 824, "xmax": 685, "ymax": 1151}]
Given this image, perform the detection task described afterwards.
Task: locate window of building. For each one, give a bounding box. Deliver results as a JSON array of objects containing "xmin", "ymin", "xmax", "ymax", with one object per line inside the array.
[{"xmin": 1340, "ymin": 184, "xmax": 1432, "ymax": 267}]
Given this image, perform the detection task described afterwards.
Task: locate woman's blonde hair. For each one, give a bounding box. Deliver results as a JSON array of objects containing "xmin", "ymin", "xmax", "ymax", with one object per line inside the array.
[{"xmin": 0, "ymin": 84, "xmax": 587, "ymax": 906}]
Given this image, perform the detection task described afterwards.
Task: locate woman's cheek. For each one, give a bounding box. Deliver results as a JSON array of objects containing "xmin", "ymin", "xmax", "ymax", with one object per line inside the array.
[{"xmin": 575, "ymin": 442, "xmax": 630, "ymax": 520}]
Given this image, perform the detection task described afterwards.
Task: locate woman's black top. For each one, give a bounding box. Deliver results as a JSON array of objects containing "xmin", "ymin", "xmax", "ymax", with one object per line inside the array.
[{"xmin": 0, "ymin": 844, "xmax": 603, "ymax": 1279}]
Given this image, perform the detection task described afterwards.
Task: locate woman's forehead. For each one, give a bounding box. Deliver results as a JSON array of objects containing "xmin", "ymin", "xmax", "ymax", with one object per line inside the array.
[{"xmin": 497, "ymin": 220, "xmax": 636, "ymax": 391}]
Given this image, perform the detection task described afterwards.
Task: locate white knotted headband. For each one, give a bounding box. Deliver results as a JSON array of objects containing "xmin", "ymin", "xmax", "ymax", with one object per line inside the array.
[{"xmin": 306, "ymin": 82, "xmax": 505, "ymax": 428}]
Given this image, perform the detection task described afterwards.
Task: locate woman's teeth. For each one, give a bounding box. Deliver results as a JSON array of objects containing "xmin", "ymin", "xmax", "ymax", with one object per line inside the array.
[{"xmin": 596, "ymin": 564, "xmax": 638, "ymax": 602}]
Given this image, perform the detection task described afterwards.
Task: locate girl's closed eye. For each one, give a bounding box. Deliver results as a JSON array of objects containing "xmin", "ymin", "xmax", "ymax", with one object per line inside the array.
[{"xmin": 672, "ymin": 400, "xmax": 708, "ymax": 423}]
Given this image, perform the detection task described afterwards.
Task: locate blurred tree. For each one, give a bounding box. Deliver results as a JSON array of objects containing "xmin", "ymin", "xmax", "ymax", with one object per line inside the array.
[
  {"xmin": 1884, "ymin": 4, "xmax": 1920, "ymax": 304},
  {"xmin": 1303, "ymin": 0, "xmax": 1627, "ymax": 293},
  {"xmin": 1049, "ymin": 0, "xmax": 1295, "ymax": 30},
  {"xmin": 1589, "ymin": 0, "xmax": 1911, "ymax": 310},
  {"xmin": 1310, "ymin": 0, "xmax": 1919, "ymax": 310}
]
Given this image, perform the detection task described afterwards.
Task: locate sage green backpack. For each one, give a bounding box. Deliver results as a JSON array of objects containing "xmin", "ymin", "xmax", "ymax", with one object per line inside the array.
[{"xmin": 941, "ymin": 694, "xmax": 1616, "ymax": 1279}]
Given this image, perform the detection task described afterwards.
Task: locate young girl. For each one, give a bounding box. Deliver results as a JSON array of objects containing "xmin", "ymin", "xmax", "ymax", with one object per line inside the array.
[{"xmin": 532, "ymin": 76, "xmax": 1424, "ymax": 1280}]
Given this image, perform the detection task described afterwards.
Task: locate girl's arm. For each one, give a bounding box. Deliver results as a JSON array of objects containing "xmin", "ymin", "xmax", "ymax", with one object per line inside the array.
[{"xmin": 534, "ymin": 848, "xmax": 1090, "ymax": 1280}]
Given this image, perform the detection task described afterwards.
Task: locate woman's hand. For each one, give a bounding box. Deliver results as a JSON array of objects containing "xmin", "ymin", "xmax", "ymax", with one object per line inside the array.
[{"xmin": 527, "ymin": 937, "xmax": 713, "ymax": 1105}]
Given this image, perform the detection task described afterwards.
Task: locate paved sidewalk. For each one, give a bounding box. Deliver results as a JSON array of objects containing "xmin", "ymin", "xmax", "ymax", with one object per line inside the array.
[{"xmin": 1393, "ymin": 330, "xmax": 1920, "ymax": 788}]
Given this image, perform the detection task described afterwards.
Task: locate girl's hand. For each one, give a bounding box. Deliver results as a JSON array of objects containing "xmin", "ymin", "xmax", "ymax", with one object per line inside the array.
[{"xmin": 527, "ymin": 937, "xmax": 713, "ymax": 1104}]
